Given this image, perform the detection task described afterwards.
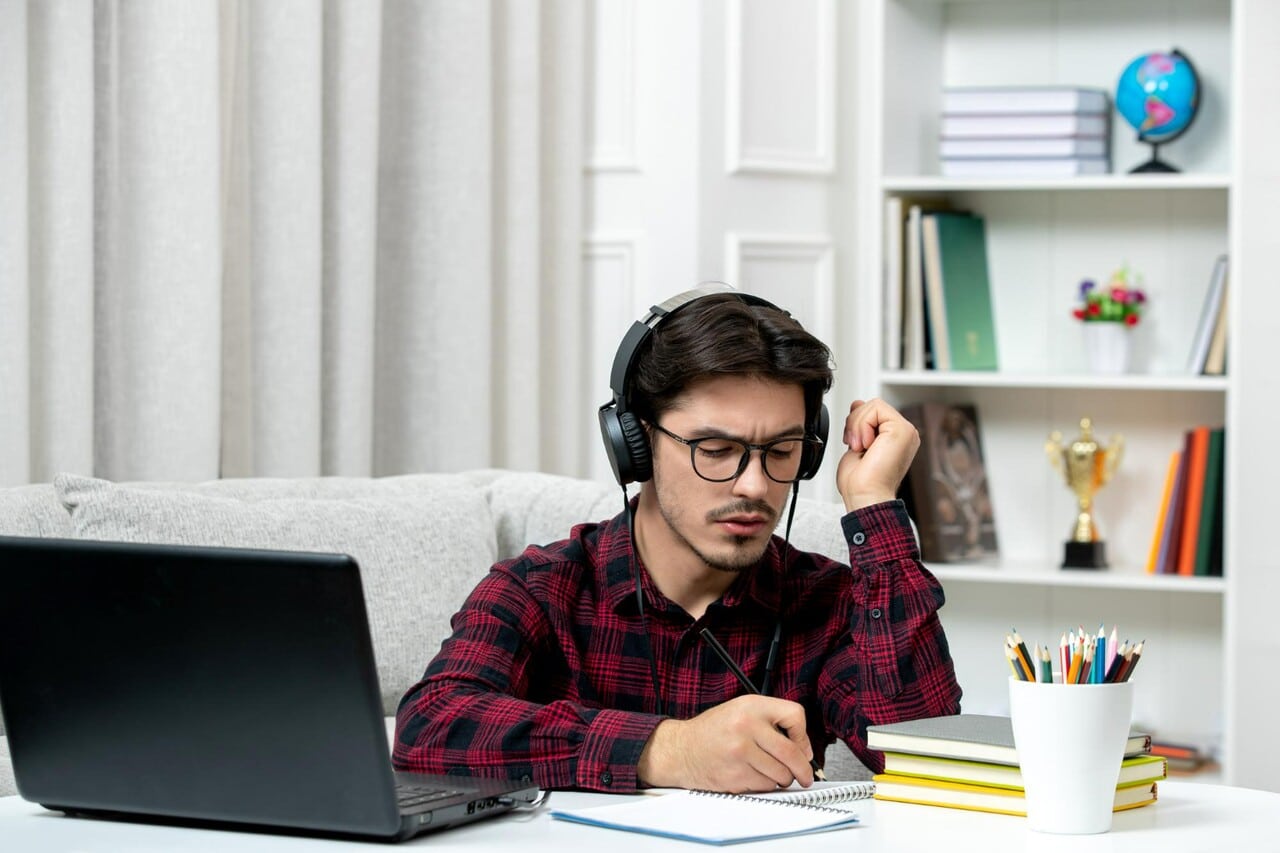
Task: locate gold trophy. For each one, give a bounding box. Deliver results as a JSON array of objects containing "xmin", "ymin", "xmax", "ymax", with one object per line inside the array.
[{"xmin": 1045, "ymin": 417, "xmax": 1124, "ymax": 569}]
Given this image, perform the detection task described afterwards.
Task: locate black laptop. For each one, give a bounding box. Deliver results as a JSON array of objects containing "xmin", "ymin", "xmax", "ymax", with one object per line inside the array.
[{"xmin": 0, "ymin": 535, "xmax": 540, "ymax": 841}]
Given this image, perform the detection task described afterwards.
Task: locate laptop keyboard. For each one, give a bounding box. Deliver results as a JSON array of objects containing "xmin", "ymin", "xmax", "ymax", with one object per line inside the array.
[{"xmin": 395, "ymin": 783, "xmax": 466, "ymax": 809}]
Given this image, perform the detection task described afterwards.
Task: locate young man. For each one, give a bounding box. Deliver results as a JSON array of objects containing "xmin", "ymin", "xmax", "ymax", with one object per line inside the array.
[{"xmin": 393, "ymin": 286, "xmax": 961, "ymax": 794}]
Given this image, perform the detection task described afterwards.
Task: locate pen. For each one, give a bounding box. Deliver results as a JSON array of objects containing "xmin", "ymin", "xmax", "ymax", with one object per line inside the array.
[{"xmin": 698, "ymin": 627, "xmax": 827, "ymax": 782}]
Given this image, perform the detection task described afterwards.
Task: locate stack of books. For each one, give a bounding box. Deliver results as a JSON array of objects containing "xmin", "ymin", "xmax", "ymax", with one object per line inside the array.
[
  {"xmin": 940, "ymin": 87, "xmax": 1111, "ymax": 178},
  {"xmin": 1146, "ymin": 424, "xmax": 1226, "ymax": 577},
  {"xmin": 867, "ymin": 714, "xmax": 1164, "ymax": 816}
]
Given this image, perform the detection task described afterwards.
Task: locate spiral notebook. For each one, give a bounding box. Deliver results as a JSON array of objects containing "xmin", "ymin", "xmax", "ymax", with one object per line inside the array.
[{"xmin": 550, "ymin": 782, "xmax": 872, "ymax": 845}]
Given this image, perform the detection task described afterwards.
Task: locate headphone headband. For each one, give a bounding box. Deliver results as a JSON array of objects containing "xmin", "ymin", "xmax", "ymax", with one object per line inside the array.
[
  {"xmin": 608, "ymin": 282, "xmax": 756, "ymax": 403},
  {"xmin": 598, "ymin": 283, "xmax": 828, "ymax": 486}
]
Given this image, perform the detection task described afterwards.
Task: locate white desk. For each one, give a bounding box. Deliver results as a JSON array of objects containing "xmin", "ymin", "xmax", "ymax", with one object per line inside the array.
[{"xmin": 1, "ymin": 782, "xmax": 1276, "ymax": 851}]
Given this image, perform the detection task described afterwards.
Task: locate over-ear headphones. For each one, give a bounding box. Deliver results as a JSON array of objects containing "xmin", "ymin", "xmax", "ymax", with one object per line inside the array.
[{"xmin": 598, "ymin": 282, "xmax": 829, "ymax": 485}]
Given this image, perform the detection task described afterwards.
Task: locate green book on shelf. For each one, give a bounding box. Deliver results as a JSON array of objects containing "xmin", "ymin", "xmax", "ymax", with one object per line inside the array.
[
  {"xmin": 931, "ymin": 212, "xmax": 999, "ymax": 371},
  {"xmin": 1193, "ymin": 427, "xmax": 1226, "ymax": 576}
]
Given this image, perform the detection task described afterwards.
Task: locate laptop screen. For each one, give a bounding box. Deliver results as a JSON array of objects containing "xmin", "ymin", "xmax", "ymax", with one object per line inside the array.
[{"xmin": 0, "ymin": 536, "xmax": 403, "ymax": 836}]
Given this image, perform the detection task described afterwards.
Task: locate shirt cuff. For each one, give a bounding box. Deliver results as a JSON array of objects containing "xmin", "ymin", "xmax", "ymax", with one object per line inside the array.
[
  {"xmin": 575, "ymin": 708, "xmax": 665, "ymax": 792},
  {"xmin": 841, "ymin": 499, "xmax": 919, "ymax": 563}
]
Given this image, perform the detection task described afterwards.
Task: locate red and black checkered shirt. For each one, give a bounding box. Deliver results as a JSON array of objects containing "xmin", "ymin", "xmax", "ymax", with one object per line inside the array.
[{"xmin": 393, "ymin": 499, "xmax": 961, "ymax": 791}]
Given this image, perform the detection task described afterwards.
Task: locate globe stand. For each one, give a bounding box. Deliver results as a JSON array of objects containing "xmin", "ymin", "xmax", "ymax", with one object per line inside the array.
[{"xmin": 1130, "ymin": 142, "xmax": 1179, "ymax": 174}]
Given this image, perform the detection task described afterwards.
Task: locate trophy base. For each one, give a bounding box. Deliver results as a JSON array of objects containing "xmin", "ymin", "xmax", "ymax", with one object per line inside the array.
[{"xmin": 1062, "ymin": 540, "xmax": 1107, "ymax": 570}]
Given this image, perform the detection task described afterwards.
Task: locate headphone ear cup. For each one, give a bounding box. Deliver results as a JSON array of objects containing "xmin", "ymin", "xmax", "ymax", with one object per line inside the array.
[
  {"xmin": 799, "ymin": 404, "xmax": 830, "ymax": 480},
  {"xmin": 618, "ymin": 411, "xmax": 652, "ymax": 483},
  {"xmin": 599, "ymin": 403, "xmax": 653, "ymax": 485}
]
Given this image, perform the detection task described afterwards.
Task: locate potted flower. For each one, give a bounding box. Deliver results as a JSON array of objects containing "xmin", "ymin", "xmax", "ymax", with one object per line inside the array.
[{"xmin": 1073, "ymin": 265, "xmax": 1147, "ymax": 373}]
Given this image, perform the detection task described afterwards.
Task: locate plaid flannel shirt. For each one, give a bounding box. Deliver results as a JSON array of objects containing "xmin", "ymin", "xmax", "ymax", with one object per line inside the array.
[{"xmin": 393, "ymin": 499, "xmax": 961, "ymax": 791}]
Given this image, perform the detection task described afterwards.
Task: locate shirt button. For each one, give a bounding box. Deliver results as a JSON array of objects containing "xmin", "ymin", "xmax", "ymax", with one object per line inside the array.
[
  {"xmin": 870, "ymin": 608, "xmax": 882, "ymax": 619},
  {"xmin": 852, "ymin": 532, "xmax": 866, "ymax": 545},
  {"xmin": 600, "ymin": 771, "xmax": 613, "ymax": 786}
]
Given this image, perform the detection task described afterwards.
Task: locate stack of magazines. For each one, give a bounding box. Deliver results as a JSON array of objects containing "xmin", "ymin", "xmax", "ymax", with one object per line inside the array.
[
  {"xmin": 940, "ymin": 87, "xmax": 1111, "ymax": 178},
  {"xmin": 866, "ymin": 714, "xmax": 1164, "ymax": 815}
]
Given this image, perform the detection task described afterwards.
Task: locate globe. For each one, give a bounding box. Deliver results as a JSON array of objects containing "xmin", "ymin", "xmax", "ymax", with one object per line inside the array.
[{"xmin": 1115, "ymin": 49, "xmax": 1200, "ymax": 173}]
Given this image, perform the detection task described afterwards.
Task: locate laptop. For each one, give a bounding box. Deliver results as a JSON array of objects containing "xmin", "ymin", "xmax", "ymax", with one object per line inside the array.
[{"xmin": 0, "ymin": 535, "xmax": 540, "ymax": 841}]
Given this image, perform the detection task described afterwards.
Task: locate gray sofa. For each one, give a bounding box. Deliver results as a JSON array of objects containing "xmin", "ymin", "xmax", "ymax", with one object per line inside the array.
[{"xmin": 0, "ymin": 468, "xmax": 871, "ymax": 798}]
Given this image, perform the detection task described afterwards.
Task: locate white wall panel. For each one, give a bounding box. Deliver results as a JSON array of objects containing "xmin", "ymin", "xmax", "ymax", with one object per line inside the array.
[
  {"xmin": 587, "ymin": 0, "xmax": 638, "ymax": 172},
  {"xmin": 725, "ymin": 0, "xmax": 835, "ymax": 175},
  {"xmin": 583, "ymin": 233, "xmax": 641, "ymax": 483}
]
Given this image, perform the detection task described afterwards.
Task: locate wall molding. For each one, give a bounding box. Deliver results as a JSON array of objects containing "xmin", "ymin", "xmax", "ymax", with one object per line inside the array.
[
  {"xmin": 724, "ymin": 232, "xmax": 835, "ymax": 347},
  {"xmin": 586, "ymin": 0, "xmax": 639, "ymax": 173},
  {"xmin": 724, "ymin": 0, "xmax": 836, "ymax": 176}
]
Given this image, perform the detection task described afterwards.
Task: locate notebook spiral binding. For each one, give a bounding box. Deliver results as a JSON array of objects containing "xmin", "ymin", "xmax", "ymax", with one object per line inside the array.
[{"xmin": 691, "ymin": 781, "xmax": 875, "ymax": 814}]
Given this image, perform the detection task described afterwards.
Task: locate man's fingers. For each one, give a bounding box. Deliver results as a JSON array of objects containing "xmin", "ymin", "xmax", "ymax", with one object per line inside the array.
[{"xmin": 758, "ymin": 726, "xmax": 815, "ymax": 786}]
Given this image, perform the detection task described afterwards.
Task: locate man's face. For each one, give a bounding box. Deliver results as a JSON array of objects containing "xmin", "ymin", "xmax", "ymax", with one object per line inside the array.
[{"xmin": 646, "ymin": 374, "xmax": 807, "ymax": 573}]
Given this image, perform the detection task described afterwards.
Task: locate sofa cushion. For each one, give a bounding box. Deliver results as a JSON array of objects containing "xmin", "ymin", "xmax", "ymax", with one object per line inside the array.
[
  {"xmin": 53, "ymin": 473, "xmax": 498, "ymax": 715},
  {"xmin": 0, "ymin": 483, "xmax": 75, "ymax": 538}
]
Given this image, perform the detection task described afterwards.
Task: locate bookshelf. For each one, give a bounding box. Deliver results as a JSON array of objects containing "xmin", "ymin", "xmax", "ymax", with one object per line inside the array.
[{"xmin": 851, "ymin": 0, "xmax": 1279, "ymax": 789}]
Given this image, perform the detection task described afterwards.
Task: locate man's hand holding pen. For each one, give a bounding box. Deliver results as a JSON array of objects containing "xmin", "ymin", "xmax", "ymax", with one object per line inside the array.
[{"xmin": 636, "ymin": 695, "xmax": 817, "ymax": 793}]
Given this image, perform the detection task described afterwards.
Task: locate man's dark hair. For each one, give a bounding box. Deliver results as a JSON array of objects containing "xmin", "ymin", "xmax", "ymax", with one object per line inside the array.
[{"xmin": 629, "ymin": 293, "xmax": 834, "ymax": 430}]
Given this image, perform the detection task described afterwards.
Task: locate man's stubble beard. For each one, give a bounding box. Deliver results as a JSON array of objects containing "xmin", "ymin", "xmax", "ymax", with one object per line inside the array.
[{"xmin": 654, "ymin": 478, "xmax": 780, "ymax": 574}]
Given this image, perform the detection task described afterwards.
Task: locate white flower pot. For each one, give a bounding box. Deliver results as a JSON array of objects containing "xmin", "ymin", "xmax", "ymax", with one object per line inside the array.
[{"xmin": 1083, "ymin": 323, "xmax": 1132, "ymax": 374}]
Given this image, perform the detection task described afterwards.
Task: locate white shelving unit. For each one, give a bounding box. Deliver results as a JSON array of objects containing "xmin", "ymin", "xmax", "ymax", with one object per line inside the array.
[{"xmin": 850, "ymin": 0, "xmax": 1280, "ymax": 789}]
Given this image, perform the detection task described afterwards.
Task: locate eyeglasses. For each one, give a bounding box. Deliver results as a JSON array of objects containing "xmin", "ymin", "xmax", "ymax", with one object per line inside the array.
[{"xmin": 650, "ymin": 422, "xmax": 822, "ymax": 484}]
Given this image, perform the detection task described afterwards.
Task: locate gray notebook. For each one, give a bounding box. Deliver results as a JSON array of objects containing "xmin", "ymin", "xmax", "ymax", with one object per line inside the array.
[{"xmin": 866, "ymin": 714, "xmax": 1151, "ymax": 767}]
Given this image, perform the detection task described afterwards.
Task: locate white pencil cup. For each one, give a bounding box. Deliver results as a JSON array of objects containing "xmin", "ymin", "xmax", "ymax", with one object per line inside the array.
[{"xmin": 1008, "ymin": 677, "xmax": 1135, "ymax": 834}]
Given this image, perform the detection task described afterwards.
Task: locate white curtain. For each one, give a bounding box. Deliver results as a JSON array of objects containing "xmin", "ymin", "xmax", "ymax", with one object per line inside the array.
[{"xmin": 0, "ymin": 0, "xmax": 586, "ymax": 486}]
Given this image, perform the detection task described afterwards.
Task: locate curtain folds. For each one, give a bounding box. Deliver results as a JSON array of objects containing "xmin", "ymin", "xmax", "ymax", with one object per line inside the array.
[{"xmin": 0, "ymin": 0, "xmax": 585, "ymax": 486}]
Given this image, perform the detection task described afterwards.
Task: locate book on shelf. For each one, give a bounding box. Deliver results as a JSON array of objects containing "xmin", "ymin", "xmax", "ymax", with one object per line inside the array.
[
  {"xmin": 1146, "ymin": 450, "xmax": 1181, "ymax": 574},
  {"xmin": 872, "ymin": 774, "xmax": 1158, "ymax": 816},
  {"xmin": 898, "ymin": 403, "xmax": 998, "ymax": 563},
  {"xmin": 549, "ymin": 787, "xmax": 863, "ymax": 844},
  {"xmin": 1176, "ymin": 426, "xmax": 1212, "ymax": 576},
  {"xmin": 866, "ymin": 714, "xmax": 1152, "ymax": 767},
  {"xmin": 940, "ymin": 137, "xmax": 1108, "ymax": 159},
  {"xmin": 1156, "ymin": 442, "xmax": 1190, "ymax": 575},
  {"xmin": 940, "ymin": 112, "xmax": 1108, "ymax": 139},
  {"xmin": 920, "ymin": 214, "xmax": 952, "ymax": 370},
  {"xmin": 881, "ymin": 751, "xmax": 1167, "ymax": 791},
  {"xmin": 883, "ymin": 196, "xmax": 905, "ymax": 370},
  {"xmin": 1203, "ymin": 270, "xmax": 1230, "ymax": 375},
  {"xmin": 1150, "ymin": 739, "xmax": 1216, "ymax": 773},
  {"xmin": 941, "ymin": 157, "xmax": 1109, "ymax": 178},
  {"xmin": 1186, "ymin": 254, "xmax": 1229, "ymax": 374},
  {"xmin": 942, "ymin": 86, "xmax": 1110, "ymax": 116},
  {"xmin": 1194, "ymin": 427, "xmax": 1226, "ymax": 577},
  {"xmin": 921, "ymin": 211, "xmax": 998, "ymax": 371}
]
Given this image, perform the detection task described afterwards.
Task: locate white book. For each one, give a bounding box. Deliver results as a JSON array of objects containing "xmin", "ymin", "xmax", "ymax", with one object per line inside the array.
[
  {"xmin": 943, "ymin": 87, "xmax": 1109, "ymax": 115},
  {"xmin": 904, "ymin": 205, "xmax": 926, "ymax": 370},
  {"xmin": 883, "ymin": 196, "xmax": 904, "ymax": 370},
  {"xmin": 920, "ymin": 213, "xmax": 951, "ymax": 370},
  {"xmin": 1186, "ymin": 254, "xmax": 1229, "ymax": 374},
  {"xmin": 941, "ymin": 157, "xmax": 1110, "ymax": 178},
  {"xmin": 941, "ymin": 137, "xmax": 1108, "ymax": 159},
  {"xmin": 941, "ymin": 113, "xmax": 1109, "ymax": 139}
]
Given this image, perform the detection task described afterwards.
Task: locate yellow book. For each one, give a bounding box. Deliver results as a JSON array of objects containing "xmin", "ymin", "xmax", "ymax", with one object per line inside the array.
[
  {"xmin": 1146, "ymin": 451, "xmax": 1181, "ymax": 573},
  {"xmin": 881, "ymin": 752, "xmax": 1167, "ymax": 791},
  {"xmin": 872, "ymin": 774, "xmax": 1158, "ymax": 817}
]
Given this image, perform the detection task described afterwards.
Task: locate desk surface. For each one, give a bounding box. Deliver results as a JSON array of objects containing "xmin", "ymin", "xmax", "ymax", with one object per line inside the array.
[{"xmin": 2, "ymin": 781, "xmax": 1276, "ymax": 851}]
